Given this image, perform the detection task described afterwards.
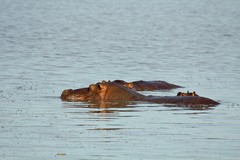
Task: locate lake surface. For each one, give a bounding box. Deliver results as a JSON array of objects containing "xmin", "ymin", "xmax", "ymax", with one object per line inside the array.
[{"xmin": 1, "ymin": 0, "xmax": 240, "ymax": 159}]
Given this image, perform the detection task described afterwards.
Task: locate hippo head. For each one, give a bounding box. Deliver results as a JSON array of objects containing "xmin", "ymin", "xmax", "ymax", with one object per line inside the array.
[
  {"xmin": 61, "ymin": 87, "xmax": 88, "ymax": 101},
  {"xmin": 177, "ymin": 91, "xmax": 199, "ymax": 97},
  {"xmin": 113, "ymin": 80, "xmax": 134, "ymax": 89},
  {"xmin": 61, "ymin": 81, "xmax": 144, "ymax": 102}
]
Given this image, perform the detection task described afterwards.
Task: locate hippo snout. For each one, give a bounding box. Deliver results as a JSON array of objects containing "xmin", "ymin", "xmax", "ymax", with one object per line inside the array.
[
  {"xmin": 60, "ymin": 89, "xmax": 88, "ymax": 101},
  {"xmin": 60, "ymin": 89, "xmax": 73, "ymax": 100}
]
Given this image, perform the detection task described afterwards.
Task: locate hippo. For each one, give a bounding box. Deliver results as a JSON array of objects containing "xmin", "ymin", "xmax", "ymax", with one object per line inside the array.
[
  {"xmin": 61, "ymin": 79, "xmax": 181, "ymax": 101},
  {"xmin": 113, "ymin": 80, "xmax": 182, "ymax": 91},
  {"xmin": 61, "ymin": 81, "xmax": 219, "ymax": 107}
]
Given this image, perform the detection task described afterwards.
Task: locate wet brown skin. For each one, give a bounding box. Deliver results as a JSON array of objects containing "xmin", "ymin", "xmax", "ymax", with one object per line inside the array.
[
  {"xmin": 61, "ymin": 81, "xmax": 219, "ymax": 106},
  {"xmin": 61, "ymin": 79, "xmax": 181, "ymax": 101},
  {"xmin": 61, "ymin": 88, "xmax": 88, "ymax": 101},
  {"xmin": 177, "ymin": 91, "xmax": 199, "ymax": 96},
  {"xmin": 113, "ymin": 80, "xmax": 182, "ymax": 91}
]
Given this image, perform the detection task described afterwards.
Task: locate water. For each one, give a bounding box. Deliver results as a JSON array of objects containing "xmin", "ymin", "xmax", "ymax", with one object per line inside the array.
[{"xmin": 1, "ymin": 0, "xmax": 240, "ymax": 159}]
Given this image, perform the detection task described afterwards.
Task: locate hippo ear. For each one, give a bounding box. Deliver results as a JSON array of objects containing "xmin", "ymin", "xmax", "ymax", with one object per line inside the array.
[
  {"xmin": 98, "ymin": 84, "xmax": 107, "ymax": 99},
  {"xmin": 101, "ymin": 80, "xmax": 111, "ymax": 83},
  {"xmin": 89, "ymin": 84, "xmax": 96, "ymax": 91},
  {"xmin": 98, "ymin": 84, "xmax": 107, "ymax": 91}
]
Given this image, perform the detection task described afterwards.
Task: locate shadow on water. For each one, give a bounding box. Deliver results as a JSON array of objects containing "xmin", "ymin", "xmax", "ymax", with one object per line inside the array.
[
  {"xmin": 61, "ymin": 100, "xmax": 216, "ymax": 132},
  {"xmin": 62, "ymin": 100, "xmax": 141, "ymax": 115}
]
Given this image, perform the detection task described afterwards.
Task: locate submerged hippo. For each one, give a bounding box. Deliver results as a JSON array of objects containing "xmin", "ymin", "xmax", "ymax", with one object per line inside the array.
[
  {"xmin": 113, "ymin": 80, "xmax": 182, "ymax": 91},
  {"xmin": 61, "ymin": 79, "xmax": 181, "ymax": 101},
  {"xmin": 61, "ymin": 81, "xmax": 219, "ymax": 106}
]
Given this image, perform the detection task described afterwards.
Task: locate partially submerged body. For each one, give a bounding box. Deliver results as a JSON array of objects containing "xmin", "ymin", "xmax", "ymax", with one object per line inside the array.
[
  {"xmin": 61, "ymin": 81, "xmax": 219, "ymax": 107},
  {"xmin": 177, "ymin": 91, "xmax": 199, "ymax": 97},
  {"xmin": 113, "ymin": 80, "xmax": 182, "ymax": 91},
  {"xmin": 61, "ymin": 79, "xmax": 181, "ymax": 101}
]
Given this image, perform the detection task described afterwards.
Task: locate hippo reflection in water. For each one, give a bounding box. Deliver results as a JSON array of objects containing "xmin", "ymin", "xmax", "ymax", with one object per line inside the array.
[{"xmin": 61, "ymin": 81, "xmax": 219, "ymax": 106}]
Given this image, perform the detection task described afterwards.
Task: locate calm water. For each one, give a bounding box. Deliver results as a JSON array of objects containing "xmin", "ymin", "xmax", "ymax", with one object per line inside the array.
[{"xmin": 1, "ymin": 0, "xmax": 240, "ymax": 159}]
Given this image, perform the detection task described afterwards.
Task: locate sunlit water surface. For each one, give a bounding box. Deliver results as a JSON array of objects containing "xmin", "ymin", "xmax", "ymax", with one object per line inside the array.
[{"xmin": 1, "ymin": 0, "xmax": 240, "ymax": 159}]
